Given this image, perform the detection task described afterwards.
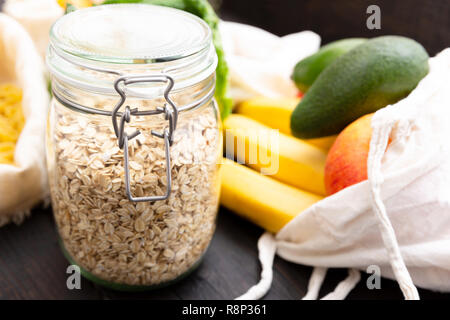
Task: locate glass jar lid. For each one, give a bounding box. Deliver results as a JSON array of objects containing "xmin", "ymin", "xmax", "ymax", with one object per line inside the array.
[
  {"xmin": 47, "ymin": 4, "xmax": 217, "ymax": 95},
  {"xmin": 50, "ymin": 4, "xmax": 211, "ymax": 63}
]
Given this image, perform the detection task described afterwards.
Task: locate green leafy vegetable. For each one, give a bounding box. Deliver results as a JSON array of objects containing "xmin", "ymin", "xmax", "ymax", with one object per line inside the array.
[
  {"xmin": 65, "ymin": 3, "xmax": 77, "ymax": 13},
  {"xmin": 101, "ymin": 0, "xmax": 232, "ymax": 119}
]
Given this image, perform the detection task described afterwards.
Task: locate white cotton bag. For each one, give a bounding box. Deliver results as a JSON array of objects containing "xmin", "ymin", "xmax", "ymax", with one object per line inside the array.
[
  {"xmin": 3, "ymin": 0, "xmax": 64, "ymax": 58},
  {"xmin": 0, "ymin": 14, "xmax": 50, "ymax": 226},
  {"xmin": 237, "ymin": 49, "xmax": 450, "ymax": 300},
  {"xmin": 219, "ymin": 21, "xmax": 320, "ymax": 103}
]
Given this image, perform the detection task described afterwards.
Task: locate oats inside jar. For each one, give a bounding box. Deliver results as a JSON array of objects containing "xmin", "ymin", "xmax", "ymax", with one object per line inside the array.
[
  {"xmin": 48, "ymin": 98, "xmax": 221, "ymax": 286},
  {"xmin": 46, "ymin": 4, "xmax": 221, "ymax": 288}
]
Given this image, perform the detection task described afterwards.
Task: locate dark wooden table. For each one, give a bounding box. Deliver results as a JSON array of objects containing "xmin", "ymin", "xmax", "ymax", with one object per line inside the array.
[
  {"xmin": 1, "ymin": 205, "xmax": 450, "ymax": 300},
  {"xmin": 1, "ymin": 0, "xmax": 449, "ymax": 300}
]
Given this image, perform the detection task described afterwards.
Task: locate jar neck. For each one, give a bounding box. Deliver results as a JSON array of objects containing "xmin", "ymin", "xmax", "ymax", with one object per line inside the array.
[
  {"xmin": 51, "ymin": 71, "xmax": 216, "ymax": 118},
  {"xmin": 47, "ymin": 38, "xmax": 217, "ymax": 98}
]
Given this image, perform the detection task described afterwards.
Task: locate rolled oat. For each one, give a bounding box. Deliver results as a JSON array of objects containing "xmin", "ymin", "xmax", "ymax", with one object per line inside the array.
[
  {"xmin": 46, "ymin": 4, "xmax": 221, "ymax": 288},
  {"xmin": 47, "ymin": 99, "xmax": 221, "ymax": 286}
]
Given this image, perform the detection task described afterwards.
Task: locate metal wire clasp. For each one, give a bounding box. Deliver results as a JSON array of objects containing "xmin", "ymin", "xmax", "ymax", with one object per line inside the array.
[{"xmin": 111, "ymin": 74, "xmax": 178, "ymax": 202}]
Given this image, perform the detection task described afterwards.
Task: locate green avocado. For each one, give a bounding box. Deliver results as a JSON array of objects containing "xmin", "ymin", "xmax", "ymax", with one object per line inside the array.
[
  {"xmin": 292, "ymin": 38, "xmax": 367, "ymax": 93},
  {"xmin": 290, "ymin": 36, "xmax": 429, "ymax": 139}
]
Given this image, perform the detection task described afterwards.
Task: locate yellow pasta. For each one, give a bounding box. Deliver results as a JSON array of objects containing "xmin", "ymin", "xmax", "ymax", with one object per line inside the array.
[{"xmin": 0, "ymin": 84, "xmax": 24, "ymax": 165}]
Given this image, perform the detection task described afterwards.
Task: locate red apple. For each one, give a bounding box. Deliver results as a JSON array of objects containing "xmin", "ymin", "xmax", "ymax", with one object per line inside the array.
[{"xmin": 324, "ymin": 113, "xmax": 374, "ymax": 195}]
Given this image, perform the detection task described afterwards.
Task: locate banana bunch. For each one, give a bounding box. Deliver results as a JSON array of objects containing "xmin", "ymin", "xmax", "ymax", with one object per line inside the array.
[
  {"xmin": 221, "ymin": 158, "xmax": 322, "ymax": 233},
  {"xmin": 236, "ymin": 97, "xmax": 337, "ymax": 150},
  {"xmin": 221, "ymin": 97, "xmax": 335, "ymax": 233}
]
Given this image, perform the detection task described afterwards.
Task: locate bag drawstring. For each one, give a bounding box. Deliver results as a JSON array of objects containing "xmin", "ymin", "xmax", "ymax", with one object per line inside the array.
[
  {"xmin": 302, "ymin": 267, "xmax": 360, "ymax": 300},
  {"xmin": 367, "ymin": 117, "xmax": 420, "ymax": 300},
  {"xmin": 320, "ymin": 269, "xmax": 361, "ymax": 300},
  {"xmin": 302, "ymin": 267, "xmax": 328, "ymax": 300},
  {"xmin": 236, "ymin": 116, "xmax": 420, "ymax": 300},
  {"xmin": 236, "ymin": 233, "xmax": 361, "ymax": 300},
  {"xmin": 235, "ymin": 232, "xmax": 277, "ymax": 300}
]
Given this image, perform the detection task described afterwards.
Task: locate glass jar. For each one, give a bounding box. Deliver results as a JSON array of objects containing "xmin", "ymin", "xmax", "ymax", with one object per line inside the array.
[{"xmin": 46, "ymin": 4, "xmax": 221, "ymax": 290}]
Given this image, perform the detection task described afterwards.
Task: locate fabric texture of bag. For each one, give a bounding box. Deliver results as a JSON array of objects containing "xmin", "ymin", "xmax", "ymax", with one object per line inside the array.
[
  {"xmin": 0, "ymin": 14, "xmax": 50, "ymax": 226},
  {"xmin": 219, "ymin": 21, "xmax": 320, "ymax": 103},
  {"xmin": 3, "ymin": 0, "xmax": 64, "ymax": 58},
  {"xmin": 235, "ymin": 48, "xmax": 450, "ymax": 300},
  {"xmin": 219, "ymin": 19, "xmax": 450, "ymax": 300}
]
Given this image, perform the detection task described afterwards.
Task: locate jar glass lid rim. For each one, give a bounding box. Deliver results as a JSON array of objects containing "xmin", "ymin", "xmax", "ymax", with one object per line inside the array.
[{"xmin": 50, "ymin": 4, "xmax": 212, "ymax": 63}]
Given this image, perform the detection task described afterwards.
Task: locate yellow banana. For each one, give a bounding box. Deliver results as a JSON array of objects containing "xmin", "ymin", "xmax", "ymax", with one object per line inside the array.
[
  {"xmin": 304, "ymin": 135, "xmax": 337, "ymax": 150},
  {"xmin": 221, "ymin": 158, "xmax": 323, "ymax": 233},
  {"xmin": 236, "ymin": 97, "xmax": 299, "ymax": 135},
  {"xmin": 223, "ymin": 114, "xmax": 327, "ymax": 195},
  {"xmin": 235, "ymin": 97, "xmax": 337, "ymax": 150},
  {"xmin": 57, "ymin": 0, "xmax": 93, "ymax": 10}
]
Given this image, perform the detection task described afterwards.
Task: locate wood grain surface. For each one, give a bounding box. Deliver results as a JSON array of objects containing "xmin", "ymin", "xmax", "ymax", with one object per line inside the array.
[
  {"xmin": 0, "ymin": 0, "xmax": 449, "ymax": 300},
  {"xmin": 1, "ymin": 206, "xmax": 450, "ymax": 300}
]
